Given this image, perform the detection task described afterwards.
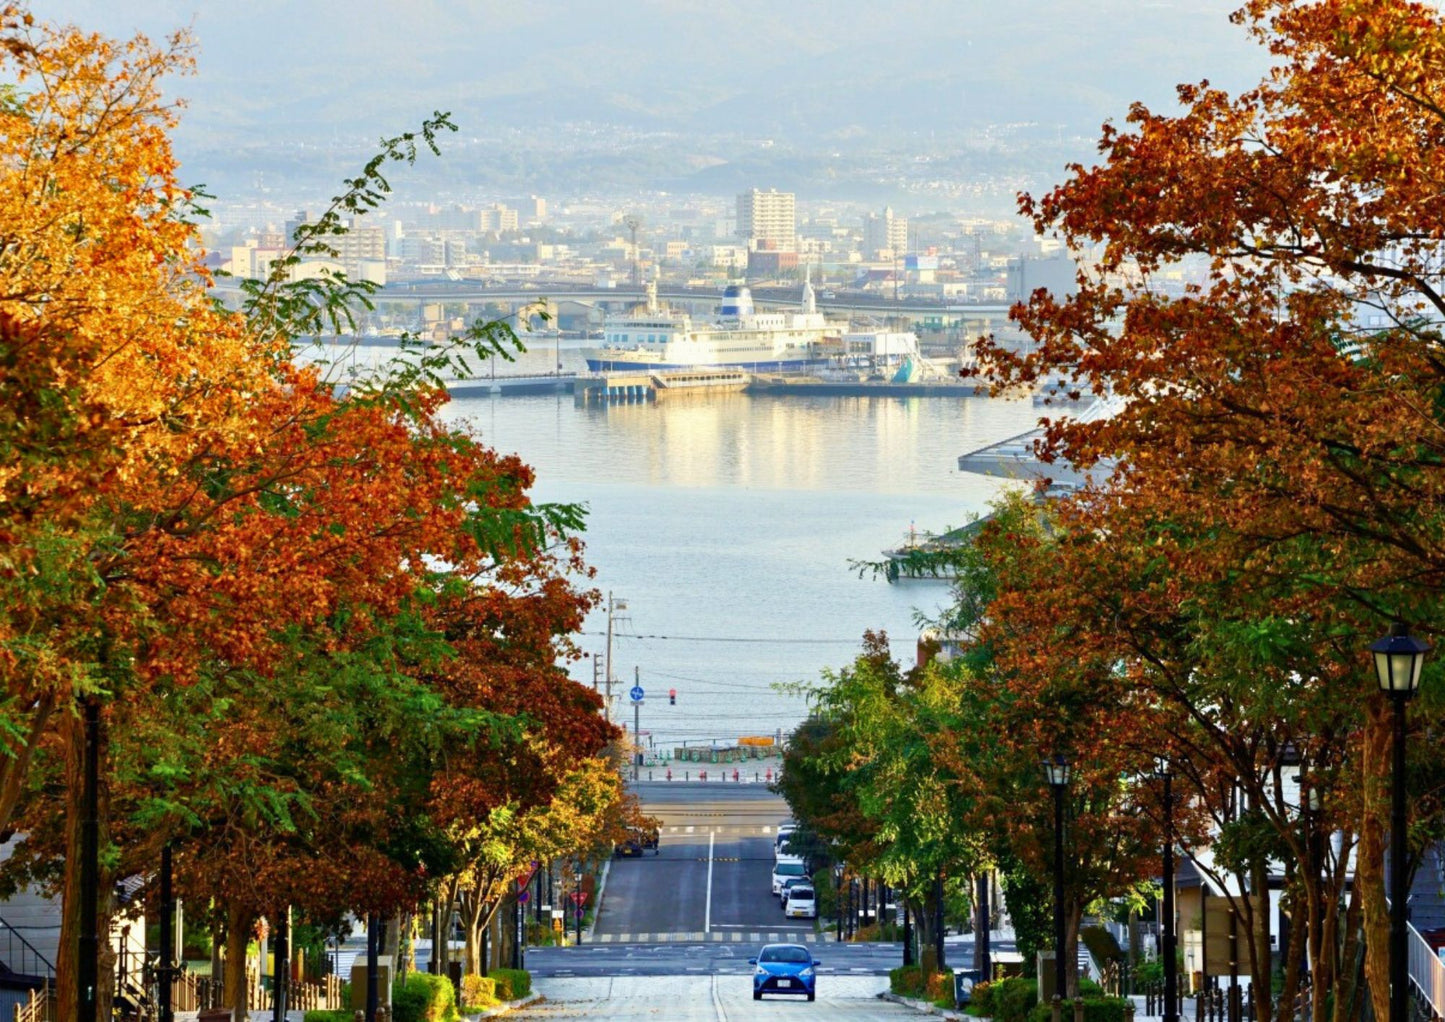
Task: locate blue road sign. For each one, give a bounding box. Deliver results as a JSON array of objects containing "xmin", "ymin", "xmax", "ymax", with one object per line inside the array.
[{"xmin": 629, "ymin": 685, "xmax": 644, "ymax": 702}]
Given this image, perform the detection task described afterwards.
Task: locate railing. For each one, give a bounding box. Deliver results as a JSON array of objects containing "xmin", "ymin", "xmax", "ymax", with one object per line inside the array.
[
  {"xmin": 1407, "ymin": 921, "xmax": 1445, "ymax": 1018},
  {"xmin": 0, "ymin": 919, "xmax": 54, "ymax": 983},
  {"xmin": 290, "ymin": 974, "xmax": 345, "ymax": 1011},
  {"xmin": 13, "ymin": 988, "xmax": 51, "ymax": 1022},
  {"xmin": 170, "ymin": 972, "xmax": 223, "ymax": 1013}
]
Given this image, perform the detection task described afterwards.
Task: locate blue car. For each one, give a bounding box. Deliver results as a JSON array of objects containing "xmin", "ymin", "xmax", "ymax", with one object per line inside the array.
[{"xmin": 750, "ymin": 943, "xmax": 820, "ymax": 1001}]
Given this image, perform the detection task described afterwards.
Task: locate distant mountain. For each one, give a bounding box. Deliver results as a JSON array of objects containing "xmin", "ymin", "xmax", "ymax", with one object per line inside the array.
[{"xmin": 47, "ymin": 0, "xmax": 1268, "ymax": 200}]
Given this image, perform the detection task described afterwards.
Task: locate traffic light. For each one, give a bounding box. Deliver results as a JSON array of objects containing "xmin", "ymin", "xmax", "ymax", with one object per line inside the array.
[{"xmin": 669, "ymin": 688, "xmax": 676, "ymax": 705}]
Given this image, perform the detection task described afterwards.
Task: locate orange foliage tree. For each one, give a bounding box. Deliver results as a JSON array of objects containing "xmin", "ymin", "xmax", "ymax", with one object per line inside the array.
[{"xmin": 975, "ymin": 1, "xmax": 1445, "ymax": 1015}]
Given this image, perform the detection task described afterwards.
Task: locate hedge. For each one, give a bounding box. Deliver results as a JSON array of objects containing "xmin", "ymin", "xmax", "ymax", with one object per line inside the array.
[
  {"xmin": 1028, "ymin": 996, "xmax": 1131, "ymax": 1022},
  {"xmin": 304, "ymin": 1012, "xmax": 352, "ymax": 1022},
  {"xmin": 489, "ymin": 968, "xmax": 531, "ymax": 1001},
  {"xmin": 459, "ymin": 974, "xmax": 496, "ymax": 1010},
  {"xmin": 391, "ymin": 972, "xmax": 459, "ymax": 1022},
  {"xmin": 991, "ymin": 977, "xmax": 1039, "ymax": 1022}
]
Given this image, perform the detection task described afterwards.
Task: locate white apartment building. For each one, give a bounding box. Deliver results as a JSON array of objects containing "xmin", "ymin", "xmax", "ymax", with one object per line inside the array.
[
  {"xmin": 736, "ymin": 188, "xmax": 796, "ymax": 251},
  {"xmin": 862, "ymin": 206, "xmax": 909, "ymax": 260}
]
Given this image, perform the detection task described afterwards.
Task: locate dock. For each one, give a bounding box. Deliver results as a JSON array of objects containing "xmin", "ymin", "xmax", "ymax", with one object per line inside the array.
[
  {"xmin": 746, "ymin": 375, "xmax": 986, "ymax": 397},
  {"xmin": 574, "ymin": 368, "xmax": 749, "ymax": 406}
]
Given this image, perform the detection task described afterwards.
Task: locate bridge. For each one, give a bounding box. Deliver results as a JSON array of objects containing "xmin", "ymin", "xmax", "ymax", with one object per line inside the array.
[{"xmin": 210, "ymin": 278, "xmax": 1016, "ymax": 328}]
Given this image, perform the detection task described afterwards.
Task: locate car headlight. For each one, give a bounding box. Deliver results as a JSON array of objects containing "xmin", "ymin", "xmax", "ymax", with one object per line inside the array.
[
  {"xmin": 800, "ymin": 967, "xmax": 815, "ymax": 979},
  {"xmin": 755, "ymin": 966, "xmax": 768, "ymax": 976}
]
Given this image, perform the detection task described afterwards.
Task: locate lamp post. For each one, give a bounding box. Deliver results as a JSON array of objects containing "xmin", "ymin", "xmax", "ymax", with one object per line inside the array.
[
  {"xmin": 1371, "ymin": 622, "xmax": 1430, "ymax": 1022},
  {"xmin": 1154, "ymin": 757, "xmax": 1177, "ymax": 1022},
  {"xmin": 1044, "ymin": 752, "xmax": 1072, "ymax": 1002}
]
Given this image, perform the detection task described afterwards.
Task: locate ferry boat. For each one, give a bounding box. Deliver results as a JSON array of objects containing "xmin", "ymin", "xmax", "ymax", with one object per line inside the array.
[{"xmin": 581, "ymin": 280, "xmax": 843, "ymax": 372}]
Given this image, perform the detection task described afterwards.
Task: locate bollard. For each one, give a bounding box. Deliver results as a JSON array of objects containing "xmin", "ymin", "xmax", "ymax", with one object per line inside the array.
[
  {"xmin": 1051, "ymin": 995, "xmax": 1062, "ymax": 1022},
  {"xmin": 733, "ymin": 769, "xmax": 739, "ymax": 782},
  {"xmin": 685, "ymin": 771, "xmax": 689, "ymax": 781},
  {"xmin": 1124, "ymin": 1001, "xmax": 1135, "ymax": 1022},
  {"xmin": 1073, "ymin": 997, "xmax": 1085, "ymax": 1022},
  {"xmin": 648, "ymin": 770, "xmax": 652, "ymax": 781},
  {"xmin": 700, "ymin": 770, "xmax": 706, "ymax": 781},
  {"xmin": 666, "ymin": 768, "xmax": 672, "ymax": 782}
]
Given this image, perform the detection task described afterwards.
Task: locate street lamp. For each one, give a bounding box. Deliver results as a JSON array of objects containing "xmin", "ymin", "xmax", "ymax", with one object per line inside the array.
[
  {"xmin": 1371, "ymin": 622, "xmax": 1430, "ymax": 1022},
  {"xmin": 1043, "ymin": 752, "xmax": 1072, "ymax": 1003},
  {"xmin": 1153, "ymin": 756, "xmax": 1177, "ymax": 1022}
]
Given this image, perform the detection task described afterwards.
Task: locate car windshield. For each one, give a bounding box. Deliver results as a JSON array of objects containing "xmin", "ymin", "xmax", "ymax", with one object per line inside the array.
[
  {"xmin": 759, "ymin": 946, "xmax": 811, "ymax": 964},
  {"xmin": 775, "ymin": 862, "xmax": 805, "ymax": 877},
  {"xmin": 790, "ymin": 889, "xmax": 814, "ymax": 900}
]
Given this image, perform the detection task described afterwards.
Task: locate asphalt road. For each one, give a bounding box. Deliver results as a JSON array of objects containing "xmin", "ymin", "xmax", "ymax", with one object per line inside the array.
[
  {"xmin": 525, "ymin": 940, "xmax": 904, "ymax": 979},
  {"xmin": 593, "ymin": 786, "xmax": 805, "ymax": 943},
  {"xmin": 509, "ymin": 976, "xmax": 915, "ymax": 1020}
]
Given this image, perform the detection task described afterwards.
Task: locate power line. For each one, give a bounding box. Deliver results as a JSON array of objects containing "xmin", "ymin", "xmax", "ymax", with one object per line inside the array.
[{"xmin": 583, "ymin": 631, "xmax": 860, "ymax": 645}]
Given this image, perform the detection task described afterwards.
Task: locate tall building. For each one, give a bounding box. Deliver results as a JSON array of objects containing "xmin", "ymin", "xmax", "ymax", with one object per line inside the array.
[
  {"xmin": 862, "ymin": 207, "xmax": 908, "ymax": 260},
  {"xmin": 736, "ymin": 189, "xmax": 795, "ymax": 251}
]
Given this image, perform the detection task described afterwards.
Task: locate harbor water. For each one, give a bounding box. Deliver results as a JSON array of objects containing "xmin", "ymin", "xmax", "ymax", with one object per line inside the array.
[{"xmin": 434, "ymin": 340, "xmax": 1043, "ymax": 754}]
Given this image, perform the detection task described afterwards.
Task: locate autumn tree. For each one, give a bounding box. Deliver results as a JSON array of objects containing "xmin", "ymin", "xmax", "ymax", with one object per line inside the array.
[{"xmin": 974, "ymin": 2, "xmax": 1445, "ymax": 1014}]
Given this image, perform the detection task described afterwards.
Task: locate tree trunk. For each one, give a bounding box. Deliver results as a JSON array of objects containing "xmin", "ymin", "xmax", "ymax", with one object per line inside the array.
[
  {"xmin": 1357, "ymin": 698, "xmax": 1392, "ymax": 1022},
  {"xmin": 459, "ymin": 895, "xmax": 483, "ymax": 978},
  {"xmin": 223, "ymin": 903, "xmax": 254, "ymax": 1022},
  {"xmin": 1277, "ymin": 873, "xmax": 1305, "ymax": 1022},
  {"xmin": 1250, "ymin": 858, "xmax": 1273, "ymax": 1022},
  {"xmin": 56, "ymin": 710, "xmax": 84, "ymax": 1022},
  {"xmin": 1065, "ymin": 900, "xmax": 1083, "ymax": 999}
]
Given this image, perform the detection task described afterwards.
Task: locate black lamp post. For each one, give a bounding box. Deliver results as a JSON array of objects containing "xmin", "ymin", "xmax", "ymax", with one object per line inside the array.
[
  {"xmin": 1044, "ymin": 752, "xmax": 1072, "ymax": 1002},
  {"xmin": 1371, "ymin": 622, "xmax": 1430, "ymax": 1022},
  {"xmin": 1154, "ymin": 756, "xmax": 1177, "ymax": 1022}
]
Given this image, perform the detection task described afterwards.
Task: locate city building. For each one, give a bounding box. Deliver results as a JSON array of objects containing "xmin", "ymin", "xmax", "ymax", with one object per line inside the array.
[
  {"xmin": 736, "ymin": 188, "xmax": 795, "ymax": 251},
  {"xmin": 862, "ymin": 206, "xmax": 909, "ymax": 260}
]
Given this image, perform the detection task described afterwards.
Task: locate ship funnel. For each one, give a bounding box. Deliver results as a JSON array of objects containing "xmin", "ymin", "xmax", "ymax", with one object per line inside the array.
[
  {"xmin": 646, "ymin": 278, "xmax": 658, "ymax": 313},
  {"xmin": 720, "ymin": 284, "xmax": 754, "ymax": 318}
]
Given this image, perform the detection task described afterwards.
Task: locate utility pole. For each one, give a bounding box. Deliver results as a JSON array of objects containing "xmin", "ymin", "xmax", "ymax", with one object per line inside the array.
[
  {"xmin": 604, "ymin": 593, "xmax": 627, "ymax": 723},
  {"xmin": 633, "ymin": 666, "xmax": 642, "ymax": 782}
]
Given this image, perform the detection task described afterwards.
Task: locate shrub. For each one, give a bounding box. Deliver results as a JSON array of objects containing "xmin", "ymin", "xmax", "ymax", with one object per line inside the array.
[
  {"xmin": 890, "ymin": 965, "xmax": 926, "ymax": 998},
  {"xmin": 489, "ymin": 968, "xmax": 531, "ymax": 1001},
  {"xmin": 992, "ymin": 977, "xmax": 1039, "ymax": 1022},
  {"xmin": 391, "ymin": 972, "xmax": 458, "ymax": 1022},
  {"xmin": 969, "ymin": 980, "xmax": 994, "ymax": 1013},
  {"xmin": 926, "ymin": 969, "xmax": 954, "ymax": 1006},
  {"xmin": 459, "ymin": 974, "xmax": 496, "ymax": 1010},
  {"xmin": 1028, "ymin": 996, "xmax": 1131, "ymax": 1022},
  {"xmin": 304, "ymin": 1012, "xmax": 352, "ymax": 1022}
]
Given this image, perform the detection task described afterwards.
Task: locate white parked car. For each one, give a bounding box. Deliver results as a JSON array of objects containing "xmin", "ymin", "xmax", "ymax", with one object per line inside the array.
[
  {"xmin": 784, "ymin": 886, "xmax": 817, "ymax": 919},
  {"xmin": 772, "ymin": 856, "xmax": 807, "ymax": 897}
]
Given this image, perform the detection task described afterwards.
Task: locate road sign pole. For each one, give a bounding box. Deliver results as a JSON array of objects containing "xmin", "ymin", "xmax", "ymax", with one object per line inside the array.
[{"xmin": 634, "ymin": 696, "xmax": 641, "ymax": 782}]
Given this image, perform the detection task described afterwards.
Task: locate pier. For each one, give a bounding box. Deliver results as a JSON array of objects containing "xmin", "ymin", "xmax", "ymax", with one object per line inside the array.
[{"xmin": 574, "ymin": 368, "xmax": 750, "ymax": 406}]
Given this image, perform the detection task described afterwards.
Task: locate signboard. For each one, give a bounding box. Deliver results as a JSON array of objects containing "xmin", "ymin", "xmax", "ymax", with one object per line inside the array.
[
  {"xmin": 574, "ymin": 907, "xmax": 585, "ymax": 919},
  {"xmin": 570, "ymin": 891, "xmax": 588, "ymax": 907},
  {"xmin": 517, "ymin": 890, "xmax": 530, "ymax": 904},
  {"xmin": 552, "ymin": 918, "xmax": 563, "ymax": 933},
  {"xmin": 629, "ymin": 685, "xmax": 644, "ymax": 703}
]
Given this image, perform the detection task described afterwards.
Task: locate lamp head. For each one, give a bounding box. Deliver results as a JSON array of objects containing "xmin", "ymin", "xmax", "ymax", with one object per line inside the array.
[
  {"xmin": 1370, "ymin": 622, "xmax": 1430, "ymax": 697},
  {"xmin": 1043, "ymin": 751, "xmax": 1072, "ymax": 787}
]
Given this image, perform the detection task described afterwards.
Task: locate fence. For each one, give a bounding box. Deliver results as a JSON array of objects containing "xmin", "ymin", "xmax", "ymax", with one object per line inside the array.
[{"xmin": 12, "ymin": 989, "xmax": 50, "ymax": 1022}]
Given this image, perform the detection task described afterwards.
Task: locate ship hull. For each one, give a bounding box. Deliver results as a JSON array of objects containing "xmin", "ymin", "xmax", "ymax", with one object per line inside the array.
[{"xmin": 582, "ymin": 352, "xmax": 826, "ymax": 373}]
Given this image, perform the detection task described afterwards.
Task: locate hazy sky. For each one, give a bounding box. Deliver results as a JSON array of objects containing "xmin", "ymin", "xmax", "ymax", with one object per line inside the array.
[{"xmin": 41, "ymin": 1, "xmax": 1267, "ymax": 142}]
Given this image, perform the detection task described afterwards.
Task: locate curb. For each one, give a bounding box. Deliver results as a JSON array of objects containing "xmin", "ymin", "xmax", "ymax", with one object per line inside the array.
[
  {"xmin": 468, "ymin": 991, "xmax": 543, "ymax": 1018},
  {"xmin": 879, "ymin": 990, "xmax": 967, "ymax": 1020},
  {"xmin": 584, "ymin": 859, "xmax": 611, "ymax": 941}
]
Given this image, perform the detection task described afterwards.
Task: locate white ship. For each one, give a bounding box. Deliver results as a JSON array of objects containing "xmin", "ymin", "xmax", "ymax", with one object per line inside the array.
[{"xmin": 581, "ymin": 280, "xmax": 843, "ymax": 373}]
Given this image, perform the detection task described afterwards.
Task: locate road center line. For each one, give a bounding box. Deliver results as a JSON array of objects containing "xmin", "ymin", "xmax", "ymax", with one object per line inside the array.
[{"xmin": 705, "ymin": 828, "xmax": 715, "ymax": 934}]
